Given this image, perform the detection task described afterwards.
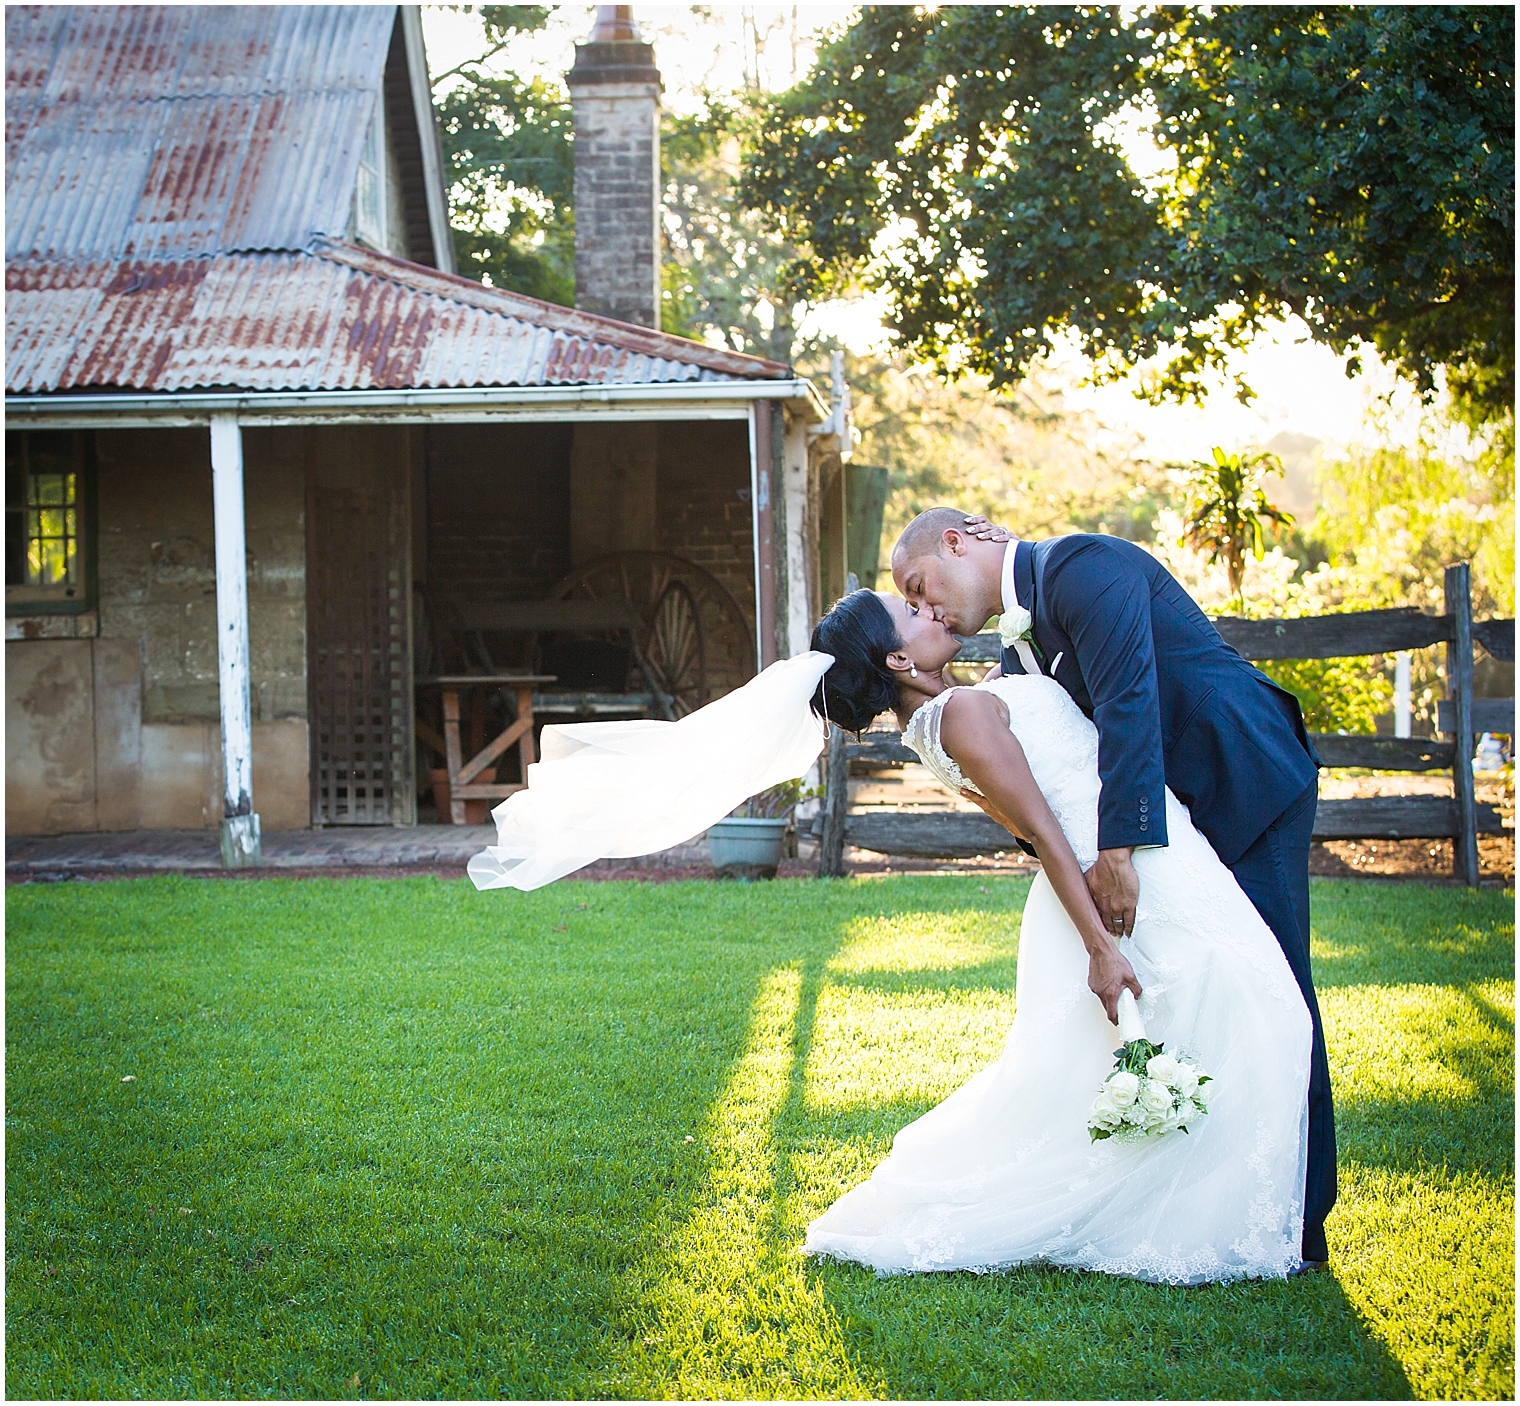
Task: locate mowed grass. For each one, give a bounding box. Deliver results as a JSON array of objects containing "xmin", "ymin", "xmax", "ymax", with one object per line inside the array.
[{"xmin": 5, "ymin": 874, "xmax": 1512, "ymax": 1400}]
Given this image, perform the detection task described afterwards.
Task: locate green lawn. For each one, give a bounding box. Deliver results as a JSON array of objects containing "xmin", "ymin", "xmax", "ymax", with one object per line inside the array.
[{"xmin": 5, "ymin": 874, "xmax": 1512, "ymax": 1400}]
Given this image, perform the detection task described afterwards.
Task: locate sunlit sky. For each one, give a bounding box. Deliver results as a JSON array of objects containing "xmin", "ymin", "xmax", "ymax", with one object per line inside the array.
[{"xmin": 421, "ymin": 5, "xmax": 1405, "ymax": 466}]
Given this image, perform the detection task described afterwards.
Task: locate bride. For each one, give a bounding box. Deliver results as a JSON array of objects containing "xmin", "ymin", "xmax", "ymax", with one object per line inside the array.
[
  {"xmin": 467, "ymin": 589, "xmax": 1312, "ymax": 1285},
  {"xmin": 801, "ymin": 589, "xmax": 1312, "ymax": 1284}
]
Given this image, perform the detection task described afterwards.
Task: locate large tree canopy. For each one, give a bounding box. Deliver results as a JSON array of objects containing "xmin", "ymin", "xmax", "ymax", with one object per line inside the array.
[
  {"xmin": 431, "ymin": 10, "xmax": 801, "ymax": 353},
  {"xmin": 741, "ymin": 6, "xmax": 1514, "ymax": 422},
  {"xmin": 433, "ymin": 6, "xmax": 575, "ymax": 303}
]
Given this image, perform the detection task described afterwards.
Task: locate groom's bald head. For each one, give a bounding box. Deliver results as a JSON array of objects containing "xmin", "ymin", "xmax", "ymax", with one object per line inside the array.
[
  {"xmin": 891, "ymin": 506, "xmax": 1006, "ymax": 636},
  {"xmin": 894, "ymin": 507, "xmax": 967, "ymax": 564}
]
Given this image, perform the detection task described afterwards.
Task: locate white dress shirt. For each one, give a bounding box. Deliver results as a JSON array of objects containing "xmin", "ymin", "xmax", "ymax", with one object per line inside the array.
[{"xmin": 999, "ymin": 539, "xmax": 1043, "ymax": 676}]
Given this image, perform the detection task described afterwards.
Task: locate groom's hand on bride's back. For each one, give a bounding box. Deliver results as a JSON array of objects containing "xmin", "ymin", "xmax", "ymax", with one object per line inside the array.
[{"xmin": 1086, "ymin": 848, "xmax": 1139, "ymax": 937}]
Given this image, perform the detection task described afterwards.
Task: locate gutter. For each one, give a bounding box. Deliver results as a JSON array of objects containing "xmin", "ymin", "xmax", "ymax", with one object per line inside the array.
[{"xmin": 3, "ymin": 379, "xmax": 831, "ymax": 429}]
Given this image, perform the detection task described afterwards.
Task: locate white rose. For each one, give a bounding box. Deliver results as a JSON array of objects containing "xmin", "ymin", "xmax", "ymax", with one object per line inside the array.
[
  {"xmin": 1176, "ymin": 1064, "xmax": 1200, "ymax": 1098},
  {"xmin": 1146, "ymin": 1052, "xmax": 1181, "ymax": 1086},
  {"xmin": 1138, "ymin": 1078, "xmax": 1174, "ymax": 1116},
  {"xmin": 1088, "ymin": 1091, "xmax": 1124, "ymax": 1130},
  {"xmin": 997, "ymin": 603, "xmax": 1034, "ymax": 647},
  {"xmin": 1106, "ymin": 1071, "xmax": 1141, "ymax": 1108}
]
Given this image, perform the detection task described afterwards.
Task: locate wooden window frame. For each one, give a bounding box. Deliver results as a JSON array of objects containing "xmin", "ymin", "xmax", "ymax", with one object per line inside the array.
[
  {"xmin": 5, "ymin": 429, "xmax": 98, "ymax": 616},
  {"xmin": 353, "ymin": 97, "xmax": 388, "ymax": 252}
]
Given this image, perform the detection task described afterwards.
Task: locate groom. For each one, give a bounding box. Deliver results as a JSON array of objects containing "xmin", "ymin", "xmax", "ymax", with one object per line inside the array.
[{"xmin": 891, "ymin": 508, "xmax": 1335, "ymax": 1269}]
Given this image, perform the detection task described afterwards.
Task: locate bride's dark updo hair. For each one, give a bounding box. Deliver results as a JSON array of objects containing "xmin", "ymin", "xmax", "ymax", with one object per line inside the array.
[{"xmin": 810, "ymin": 589, "xmax": 903, "ymax": 733}]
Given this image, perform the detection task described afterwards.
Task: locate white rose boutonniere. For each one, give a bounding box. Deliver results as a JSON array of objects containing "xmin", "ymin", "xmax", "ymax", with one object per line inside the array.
[{"xmin": 997, "ymin": 603, "xmax": 1034, "ymax": 648}]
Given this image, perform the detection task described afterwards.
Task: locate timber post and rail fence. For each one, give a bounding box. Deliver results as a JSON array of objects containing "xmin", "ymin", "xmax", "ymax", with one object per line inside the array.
[{"xmin": 816, "ymin": 562, "xmax": 1514, "ymax": 888}]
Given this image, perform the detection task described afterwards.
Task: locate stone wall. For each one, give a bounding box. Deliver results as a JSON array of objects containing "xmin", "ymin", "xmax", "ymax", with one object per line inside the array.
[
  {"xmin": 656, "ymin": 419, "xmax": 757, "ymax": 695},
  {"xmin": 421, "ymin": 422, "xmax": 573, "ymax": 644},
  {"xmin": 655, "ymin": 420, "xmax": 754, "ymax": 621},
  {"xmin": 569, "ymin": 423, "xmax": 657, "ymax": 565},
  {"xmin": 425, "ymin": 418, "xmax": 752, "ymax": 615},
  {"xmin": 5, "ymin": 426, "xmax": 309, "ymax": 834},
  {"xmin": 423, "ymin": 418, "xmax": 755, "ymax": 689}
]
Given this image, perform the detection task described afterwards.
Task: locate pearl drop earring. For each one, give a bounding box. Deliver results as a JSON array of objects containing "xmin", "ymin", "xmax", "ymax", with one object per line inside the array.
[{"xmin": 909, "ymin": 664, "xmax": 918, "ymax": 678}]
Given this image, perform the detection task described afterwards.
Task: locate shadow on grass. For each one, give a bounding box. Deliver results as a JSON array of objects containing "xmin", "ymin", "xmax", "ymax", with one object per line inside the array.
[
  {"xmin": 1334, "ymin": 983, "xmax": 1515, "ymax": 1180},
  {"xmin": 613, "ymin": 890, "xmax": 1415, "ymax": 1400},
  {"xmin": 807, "ymin": 1255, "xmax": 1413, "ymax": 1401},
  {"xmin": 6, "ymin": 873, "xmax": 1502, "ymax": 1397},
  {"xmin": 1309, "ymin": 879, "xmax": 1514, "ymax": 989}
]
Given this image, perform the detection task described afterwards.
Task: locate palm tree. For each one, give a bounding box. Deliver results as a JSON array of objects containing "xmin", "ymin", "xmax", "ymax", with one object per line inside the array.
[{"xmin": 1180, "ymin": 448, "xmax": 1296, "ymax": 611}]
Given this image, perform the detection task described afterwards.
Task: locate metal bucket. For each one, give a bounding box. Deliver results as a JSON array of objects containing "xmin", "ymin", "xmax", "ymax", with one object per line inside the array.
[{"xmin": 707, "ymin": 817, "xmax": 789, "ymax": 880}]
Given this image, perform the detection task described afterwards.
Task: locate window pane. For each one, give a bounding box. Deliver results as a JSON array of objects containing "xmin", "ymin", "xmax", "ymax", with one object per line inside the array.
[
  {"xmin": 10, "ymin": 433, "xmax": 86, "ymax": 601},
  {"xmin": 354, "ymin": 103, "xmax": 385, "ymax": 246},
  {"xmin": 42, "ymin": 541, "xmax": 71, "ymax": 586}
]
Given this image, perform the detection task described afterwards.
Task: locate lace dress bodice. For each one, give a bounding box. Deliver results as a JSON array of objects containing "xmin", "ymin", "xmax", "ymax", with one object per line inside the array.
[{"xmin": 904, "ymin": 676, "xmax": 1102, "ymax": 868}]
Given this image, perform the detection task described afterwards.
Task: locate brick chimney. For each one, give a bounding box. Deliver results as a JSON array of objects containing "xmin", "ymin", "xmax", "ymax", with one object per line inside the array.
[{"xmin": 566, "ymin": 6, "xmax": 662, "ymax": 328}]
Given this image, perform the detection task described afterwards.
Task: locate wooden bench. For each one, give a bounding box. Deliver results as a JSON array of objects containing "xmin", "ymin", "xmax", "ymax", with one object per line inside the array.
[
  {"xmin": 415, "ymin": 674, "xmax": 555, "ymax": 825},
  {"xmin": 818, "ymin": 564, "xmax": 1513, "ymax": 886}
]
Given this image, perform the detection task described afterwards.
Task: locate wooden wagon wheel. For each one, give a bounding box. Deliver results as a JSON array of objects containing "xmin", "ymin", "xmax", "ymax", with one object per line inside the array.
[
  {"xmin": 646, "ymin": 580, "xmax": 706, "ymax": 716},
  {"xmin": 547, "ymin": 551, "xmax": 755, "ymax": 716}
]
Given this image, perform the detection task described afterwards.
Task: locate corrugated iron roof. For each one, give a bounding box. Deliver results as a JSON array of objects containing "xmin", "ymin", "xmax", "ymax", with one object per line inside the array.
[
  {"xmin": 5, "ymin": 5, "xmax": 392, "ymax": 261},
  {"xmin": 5, "ymin": 5, "xmax": 793, "ymax": 393},
  {"xmin": 6, "ymin": 240, "xmax": 792, "ymax": 392}
]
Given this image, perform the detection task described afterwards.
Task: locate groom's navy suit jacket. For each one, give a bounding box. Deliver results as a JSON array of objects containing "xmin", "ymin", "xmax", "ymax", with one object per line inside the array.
[{"xmin": 1003, "ymin": 535, "xmax": 1319, "ymax": 865}]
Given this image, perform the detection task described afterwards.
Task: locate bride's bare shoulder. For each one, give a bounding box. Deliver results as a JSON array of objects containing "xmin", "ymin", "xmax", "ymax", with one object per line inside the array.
[{"xmin": 939, "ymin": 684, "xmax": 1012, "ymax": 744}]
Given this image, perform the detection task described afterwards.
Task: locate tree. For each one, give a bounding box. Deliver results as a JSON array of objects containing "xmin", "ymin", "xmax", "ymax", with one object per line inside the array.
[
  {"xmin": 661, "ymin": 98, "xmax": 806, "ymax": 359},
  {"xmin": 741, "ymin": 6, "xmax": 1514, "ymax": 424},
  {"xmin": 1178, "ymin": 449, "xmax": 1294, "ymax": 610},
  {"xmin": 432, "ymin": 6, "xmax": 575, "ymax": 303},
  {"xmin": 431, "ymin": 15, "xmax": 807, "ymax": 354}
]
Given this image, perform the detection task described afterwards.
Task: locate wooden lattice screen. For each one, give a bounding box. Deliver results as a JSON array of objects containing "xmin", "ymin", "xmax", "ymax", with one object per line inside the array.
[{"xmin": 306, "ymin": 428, "xmax": 414, "ymax": 826}]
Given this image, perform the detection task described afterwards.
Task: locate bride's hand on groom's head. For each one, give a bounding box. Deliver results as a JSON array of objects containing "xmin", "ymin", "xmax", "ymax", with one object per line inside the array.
[{"xmin": 961, "ymin": 514, "xmax": 1010, "ymax": 543}]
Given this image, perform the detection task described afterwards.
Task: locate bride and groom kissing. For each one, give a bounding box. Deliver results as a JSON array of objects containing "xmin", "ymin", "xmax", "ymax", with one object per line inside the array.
[
  {"xmin": 802, "ymin": 509, "xmax": 1333, "ymax": 1282},
  {"xmin": 469, "ymin": 510, "xmax": 1335, "ymax": 1285}
]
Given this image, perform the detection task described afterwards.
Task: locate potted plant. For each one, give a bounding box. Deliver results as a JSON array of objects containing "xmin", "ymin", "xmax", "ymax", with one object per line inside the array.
[{"xmin": 708, "ymin": 780, "xmax": 814, "ymax": 879}]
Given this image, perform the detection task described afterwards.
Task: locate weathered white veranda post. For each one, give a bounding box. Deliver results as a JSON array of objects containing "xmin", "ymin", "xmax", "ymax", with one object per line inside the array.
[{"xmin": 210, "ymin": 413, "xmax": 261, "ymax": 866}]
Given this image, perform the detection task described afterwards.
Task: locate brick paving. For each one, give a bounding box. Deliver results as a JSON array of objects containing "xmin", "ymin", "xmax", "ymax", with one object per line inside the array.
[
  {"xmin": 8, "ymin": 815, "xmax": 1509, "ymax": 888},
  {"xmin": 4, "ymin": 826, "xmax": 714, "ymax": 883}
]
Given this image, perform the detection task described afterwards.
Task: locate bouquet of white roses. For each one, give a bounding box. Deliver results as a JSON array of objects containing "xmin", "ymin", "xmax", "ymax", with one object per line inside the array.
[{"xmin": 1088, "ymin": 991, "xmax": 1210, "ymax": 1142}]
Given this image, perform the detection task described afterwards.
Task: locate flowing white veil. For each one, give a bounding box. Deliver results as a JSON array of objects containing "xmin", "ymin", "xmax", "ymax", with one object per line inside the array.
[{"xmin": 467, "ymin": 651, "xmax": 834, "ymax": 891}]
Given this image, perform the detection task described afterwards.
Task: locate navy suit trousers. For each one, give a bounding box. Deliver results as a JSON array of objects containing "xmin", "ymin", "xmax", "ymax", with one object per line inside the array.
[{"xmin": 1225, "ymin": 780, "xmax": 1337, "ymax": 1262}]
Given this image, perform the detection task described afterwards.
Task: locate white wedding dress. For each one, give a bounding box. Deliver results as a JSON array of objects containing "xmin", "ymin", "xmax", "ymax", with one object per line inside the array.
[{"xmin": 804, "ymin": 675, "xmax": 1312, "ymax": 1284}]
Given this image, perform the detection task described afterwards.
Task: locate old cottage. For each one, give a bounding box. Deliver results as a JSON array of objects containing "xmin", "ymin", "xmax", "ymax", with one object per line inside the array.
[{"xmin": 6, "ymin": 5, "xmax": 853, "ymax": 858}]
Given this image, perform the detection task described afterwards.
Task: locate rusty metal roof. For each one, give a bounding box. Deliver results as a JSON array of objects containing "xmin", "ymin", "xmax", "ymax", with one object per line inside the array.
[
  {"xmin": 6, "ymin": 240, "xmax": 792, "ymax": 392},
  {"xmin": 5, "ymin": 5, "xmax": 791, "ymax": 392},
  {"xmin": 6, "ymin": 5, "xmax": 394, "ymax": 261}
]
